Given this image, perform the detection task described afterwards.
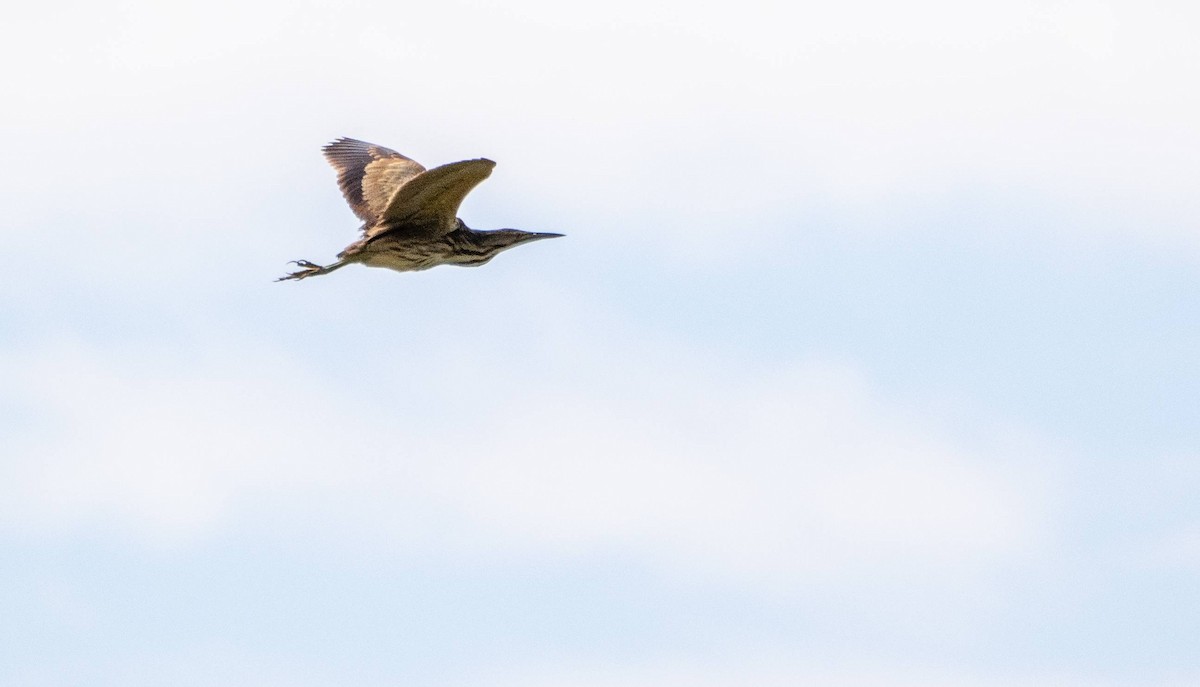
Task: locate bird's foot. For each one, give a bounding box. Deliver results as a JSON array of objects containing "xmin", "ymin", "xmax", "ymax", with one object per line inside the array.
[{"xmin": 276, "ymin": 260, "xmax": 328, "ymax": 282}]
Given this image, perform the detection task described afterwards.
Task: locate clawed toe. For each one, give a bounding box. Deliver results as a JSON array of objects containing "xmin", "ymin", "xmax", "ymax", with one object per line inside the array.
[
  {"xmin": 276, "ymin": 259, "xmax": 326, "ymax": 281},
  {"xmin": 276, "ymin": 255, "xmax": 350, "ymax": 282}
]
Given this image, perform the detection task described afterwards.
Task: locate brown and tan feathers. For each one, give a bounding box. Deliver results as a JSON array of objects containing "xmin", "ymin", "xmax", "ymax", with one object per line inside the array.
[
  {"xmin": 322, "ymin": 138, "xmax": 496, "ymax": 238},
  {"xmin": 322, "ymin": 138, "xmax": 425, "ymax": 224},
  {"xmin": 377, "ymin": 158, "xmax": 496, "ymax": 236}
]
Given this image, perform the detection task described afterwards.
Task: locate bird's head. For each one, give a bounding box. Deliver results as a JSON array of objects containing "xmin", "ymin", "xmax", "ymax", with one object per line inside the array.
[
  {"xmin": 484, "ymin": 228, "xmax": 563, "ymax": 246},
  {"xmin": 474, "ymin": 228, "xmax": 564, "ymax": 256}
]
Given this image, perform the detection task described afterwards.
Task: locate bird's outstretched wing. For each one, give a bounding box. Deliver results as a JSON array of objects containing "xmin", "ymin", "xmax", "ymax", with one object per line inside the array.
[
  {"xmin": 322, "ymin": 138, "xmax": 426, "ymax": 224},
  {"xmin": 375, "ymin": 159, "xmax": 496, "ymax": 236}
]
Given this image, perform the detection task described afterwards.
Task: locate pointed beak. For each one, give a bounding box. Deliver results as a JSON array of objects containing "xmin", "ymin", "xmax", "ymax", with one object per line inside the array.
[{"xmin": 531, "ymin": 232, "xmax": 565, "ymax": 240}]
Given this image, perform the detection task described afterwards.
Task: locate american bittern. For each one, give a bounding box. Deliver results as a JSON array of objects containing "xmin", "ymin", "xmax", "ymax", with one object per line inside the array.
[{"xmin": 278, "ymin": 138, "xmax": 562, "ymax": 281}]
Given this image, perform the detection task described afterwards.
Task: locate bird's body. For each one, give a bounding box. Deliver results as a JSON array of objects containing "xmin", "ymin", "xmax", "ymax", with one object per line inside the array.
[{"xmin": 278, "ymin": 138, "xmax": 561, "ymax": 281}]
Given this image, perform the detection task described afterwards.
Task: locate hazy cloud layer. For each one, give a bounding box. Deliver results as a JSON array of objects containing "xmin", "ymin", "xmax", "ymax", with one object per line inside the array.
[
  {"xmin": 4, "ymin": 0, "xmax": 1200, "ymax": 268},
  {"xmin": 3, "ymin": 318, "xmax": 1052, "ymax": 587},
  {"xmin": 2, "ymin": 0, "xmax": 1198, "ymax": 684}
]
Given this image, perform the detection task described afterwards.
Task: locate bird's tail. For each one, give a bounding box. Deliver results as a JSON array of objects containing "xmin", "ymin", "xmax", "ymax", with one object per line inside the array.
[{"xmin": 275, "ymin": 259, "xmax": 351, "ymax": 282}]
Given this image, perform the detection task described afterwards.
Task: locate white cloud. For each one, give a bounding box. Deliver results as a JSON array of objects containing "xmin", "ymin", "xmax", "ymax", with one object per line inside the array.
[
  {"xmin": 2, "ymin": 0, "xmax": 1199, "ymax": 270},
  {"xmin": 1145, "ymin": 519, "xmax": 1200, "ymax": 570},
  {"xmin": 1, "ymin": 309, "xmax": 1054, "ymax": 585},
  {"xmin": 427, "ymin": 359, "xmax": 1046, "ymax": 585},
  {"xmin": 0, "ymin": 340, "xmax": 365, "ymax": 540},
  {"xmin": 478, "ymin": 657, "xmax": 1119, "ymax": 687}
]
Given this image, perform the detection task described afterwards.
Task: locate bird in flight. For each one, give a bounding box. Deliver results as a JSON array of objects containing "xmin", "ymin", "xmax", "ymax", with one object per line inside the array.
[{"xmin": 278, "ymin": 138, "xmax": 562, "ymax": 281}]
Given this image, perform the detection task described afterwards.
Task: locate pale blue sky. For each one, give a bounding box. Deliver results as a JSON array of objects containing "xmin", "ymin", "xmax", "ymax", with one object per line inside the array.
[{"xmin": 2, "ymin": 1, "xmax": 1198, "ymax": 685}]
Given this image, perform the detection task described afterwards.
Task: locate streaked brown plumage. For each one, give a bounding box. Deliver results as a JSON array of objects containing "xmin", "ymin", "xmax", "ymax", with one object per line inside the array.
[{"xmin": 278, "ymin": 138, "xmax": 562, "ymax": 281}]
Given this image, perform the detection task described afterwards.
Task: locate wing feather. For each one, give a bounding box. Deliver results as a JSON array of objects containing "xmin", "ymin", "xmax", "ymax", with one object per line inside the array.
[
  {"xmin": 376, "ymin": 159, "xmax": 496, "ymax": 236},
  {"xmin": 322, "ymin": 138, "xmax": 426, "ymax": 223}
]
